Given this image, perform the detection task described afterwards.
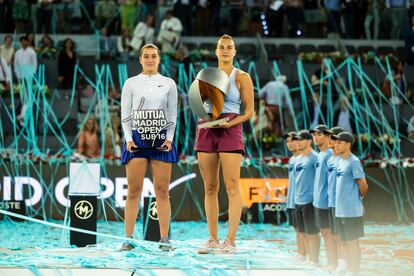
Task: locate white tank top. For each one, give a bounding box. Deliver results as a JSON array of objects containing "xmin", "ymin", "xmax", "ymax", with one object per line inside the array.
[{"xmin": 204, "ymin": 67, "xmax": 241, "ymax": 114}]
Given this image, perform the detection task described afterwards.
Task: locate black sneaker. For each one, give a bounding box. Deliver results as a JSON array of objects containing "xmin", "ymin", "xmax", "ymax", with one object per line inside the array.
[{"xmin": 159, "ymin": 236, "xmax": 173, "ymax": 251}]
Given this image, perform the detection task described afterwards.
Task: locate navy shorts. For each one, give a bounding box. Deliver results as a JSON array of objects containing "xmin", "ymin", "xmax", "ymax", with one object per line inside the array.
[
  {"xmin": 295, "ymin": 203, "xmax": 320, "ymax": 234},
  {"xmin": 336, "ymin": 216, "xmax": 364, "ymax": 241},
  {"xmin": 315, "ymin": 207, "xmax": 330, "ymax": 229},
  {"xmin": 287, "ymin": 208, "xmax": 297, "ymax": 228},
  {"xmin": 328, "ymin": 208, "xmax": 339, "ymax": 235}
]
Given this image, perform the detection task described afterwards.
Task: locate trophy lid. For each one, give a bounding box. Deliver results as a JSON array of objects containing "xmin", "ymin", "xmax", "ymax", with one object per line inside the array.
[
  {"xmin": 196, "ymin": 67, "xmax": 230, "ymax": 95},
  {"xmin": 188, "ymin": 68, "xmax": 230, "ymax": 121}
]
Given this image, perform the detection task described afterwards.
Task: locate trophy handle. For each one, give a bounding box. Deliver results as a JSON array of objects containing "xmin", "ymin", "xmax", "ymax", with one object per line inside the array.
[{"xmin": 197, "ymin": 117, "xmax": 230, "ymax": 129}]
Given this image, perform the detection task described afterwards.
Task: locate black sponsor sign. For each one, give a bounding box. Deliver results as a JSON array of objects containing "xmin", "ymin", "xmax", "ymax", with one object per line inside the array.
[
  {"xmin": 0, "ymin": 200, "xmax": 26, "ymax": 221},
  {"xmin": 70, "ymin": 195, "xmax": 97, "ymax": 247},
  {"xmin": 246, "ymin": 203, "xmax": 288, "ymax": 224}
]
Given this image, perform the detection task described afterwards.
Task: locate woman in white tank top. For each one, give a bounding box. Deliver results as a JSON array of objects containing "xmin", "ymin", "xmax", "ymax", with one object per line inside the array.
[{"xmin": 195, "ymin": 34, "xmax": 254, "ymax": 253}]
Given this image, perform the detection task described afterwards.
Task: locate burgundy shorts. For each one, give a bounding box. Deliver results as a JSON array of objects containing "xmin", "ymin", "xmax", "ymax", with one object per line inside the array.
[{"xmin": 194, "ymin": 113, "xmax": 245, "ymax": 154}]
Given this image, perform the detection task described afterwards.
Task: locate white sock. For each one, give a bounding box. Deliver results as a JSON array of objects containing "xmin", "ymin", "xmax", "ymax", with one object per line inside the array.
[{"xmin": 338, "ymin": 259, "xmax": 347, "ymax": 270}]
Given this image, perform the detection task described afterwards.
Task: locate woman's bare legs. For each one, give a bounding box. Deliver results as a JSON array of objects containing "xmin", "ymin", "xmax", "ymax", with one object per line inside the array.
[
  {"xmin": 219, "ymin": 152, "xmax": 243, "ymax": 243},
  {"xmin": 198, "ymin": 152, "xmax": 220, "ymax": 241},
  {"xmin": 125, "ymin": 158, "xmax": 148, "ymax": 237},
  {"xmin": 150, "ymin": 159, "xmax": 172, "ymax": 238}
]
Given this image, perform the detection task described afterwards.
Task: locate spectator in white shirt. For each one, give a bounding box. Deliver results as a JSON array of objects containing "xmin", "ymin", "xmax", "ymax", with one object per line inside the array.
[
  {"xmin": 117, "ymin": 27, "xmax": 132, "ymax": 60},
  {"xmin": 14, "ymin": 36, "xmax": 38, "ymax": 125},
  {"xmin": 0, "ymin": 36, "xmax": 13, "ymax": 91},
  {"xmin": 14, "ymin": 36, "xmax": 38, "ymax": 80},
  {"xmin": 130, "ymin": 14, "xmax": 155, "ymax": 54},
  {"xmin": 0, "ymin": 54, "xmax": 12, "ymax": 85},
  {"xmin": 259, "ymin": 75, "xmax": 294, "ymax": 136},
  {"xmin": 0, "ymin": 35, "xmax": 15, "ymax": 65},
  {"xmin": 157, "ymin": 10, "xmax": 183, "ymax": 53}
]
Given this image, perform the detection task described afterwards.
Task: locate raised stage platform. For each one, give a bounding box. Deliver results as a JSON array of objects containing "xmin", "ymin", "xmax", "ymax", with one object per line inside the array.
[{"xmin": 0, "ymin": 221, "xmax": 413, "ymax": 276}]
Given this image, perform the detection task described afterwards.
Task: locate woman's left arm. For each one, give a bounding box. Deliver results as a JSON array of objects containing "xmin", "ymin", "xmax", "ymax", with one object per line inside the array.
[
  {"xmin": 166, "ymin": 80, "xmax": 178, "ymax": 142},
  {"xmin": 219, "ymin": 71, "xmax": 255, "ymax": 128},
  {"xmin": 160, "ymin": 80, "xmax": 178, "ymax": 151}
]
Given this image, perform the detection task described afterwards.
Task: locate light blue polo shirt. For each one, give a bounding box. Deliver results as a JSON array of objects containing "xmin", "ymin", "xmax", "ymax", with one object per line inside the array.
[
  {"xmin": 327, "ymin": 155, "xmax": 341, "ymax": 208},
  {"xmin": 313, "ymin": 149, "xmax": 333, "ymax": 209},
  {"xmin": 287, "ymin": 155, "xmax": 298, "ymax": 209},
  {"xmin": 335, "ymin": 154, "xmax": 365, "ymax": 218},
  {"xmin": 294, "ymin": 151, "xmax": 318, "ymax": 205}
]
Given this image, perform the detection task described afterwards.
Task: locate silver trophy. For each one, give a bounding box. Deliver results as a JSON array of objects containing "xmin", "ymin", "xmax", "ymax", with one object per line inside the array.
[{"xmin": 188, "ymin": 68, "xmax": 230, "ymax": 129}]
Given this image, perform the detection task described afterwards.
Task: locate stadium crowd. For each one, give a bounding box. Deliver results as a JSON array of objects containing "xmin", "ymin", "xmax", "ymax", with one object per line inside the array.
[{"xmin": 1, "ymin": 0, "xmax": 414, "ymax": 39}]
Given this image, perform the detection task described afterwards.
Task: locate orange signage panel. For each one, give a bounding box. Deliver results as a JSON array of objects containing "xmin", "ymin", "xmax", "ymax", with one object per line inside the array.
[{"xmin": 239, "ymin": 178, "xmax": 288, "ymax": 208}]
